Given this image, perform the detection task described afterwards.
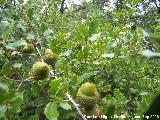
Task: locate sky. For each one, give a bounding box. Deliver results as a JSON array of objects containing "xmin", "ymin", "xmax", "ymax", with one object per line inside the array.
[
  {"xmin": 21, "ymin": 0, "xmax": 91, "ymax": 5},
  {"xmin": 68, "ymin": 0, "xmax": 91, "ymax": 4}
]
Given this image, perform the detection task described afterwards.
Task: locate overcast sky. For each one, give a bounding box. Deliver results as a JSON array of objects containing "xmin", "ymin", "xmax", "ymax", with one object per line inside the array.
[{"xmin": 69, "ymin": 0, "xmax": 91, "ymax": 4}]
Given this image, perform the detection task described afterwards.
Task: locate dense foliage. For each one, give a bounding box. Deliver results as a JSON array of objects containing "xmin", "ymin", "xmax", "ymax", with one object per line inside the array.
[{"xmin": 0, "ymin": 0, "xmax": 160, "ymax": 120}]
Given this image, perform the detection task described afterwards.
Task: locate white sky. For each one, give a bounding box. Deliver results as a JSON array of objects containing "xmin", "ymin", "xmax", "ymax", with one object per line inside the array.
[
  {"xmin": 69, "ymin": 0, "xmax": 91, "ymax": 4},
  {"xmin": 21, "ymin": 0, "xmax": 91, "ymax": 5}
]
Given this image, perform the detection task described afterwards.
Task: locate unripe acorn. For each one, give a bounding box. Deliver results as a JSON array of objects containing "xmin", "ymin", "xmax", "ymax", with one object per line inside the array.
[
  {"xmin": 76, "ymin": 82, "xmax": 99, "ymax": 108},
  {"xmin": 32, "ymin": 62, "xmax": 50, "ymax": 80},
  {"xmin": 43, "ymin": 49, "xmax": 58, "ymax": 66},
  {"xmin": 22, "ymin": 44, "xmax": 34, "ymax": 53}
]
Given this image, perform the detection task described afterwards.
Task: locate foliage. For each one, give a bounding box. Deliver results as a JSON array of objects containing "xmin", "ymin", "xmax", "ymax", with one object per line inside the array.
[{"xmin": 0, "ymin": 0, "xmax": 160, "ymax": 119}]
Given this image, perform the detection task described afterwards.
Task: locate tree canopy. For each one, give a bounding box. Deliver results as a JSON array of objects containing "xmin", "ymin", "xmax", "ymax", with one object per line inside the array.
[{"xmin": 0, "ymin": 0, "xmax": 160, "ymax": 119}]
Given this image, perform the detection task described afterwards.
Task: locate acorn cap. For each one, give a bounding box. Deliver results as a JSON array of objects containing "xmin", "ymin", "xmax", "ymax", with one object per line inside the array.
[
  {"xmin": 83, "ymin": 104, "xmax": 103, "ymax": 117},
  {"xmin": 32, "ymin": 62, "xmax": 50, "ymax": 80}
]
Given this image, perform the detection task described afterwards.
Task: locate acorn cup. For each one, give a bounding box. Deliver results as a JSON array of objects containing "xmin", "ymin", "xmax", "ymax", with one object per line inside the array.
[
  {"xmin": 32, "ymin": 62, "xmax": 50, "ymax": 80},
  {"xmin": 43, "ymin": 49, "xmax": 58, "ymax": 66},
  {"xmin": 22, "ymin": 44, "xmax": 34, "ymax": 54},
  {"xmin": 83, "ymin": 105, "xmax": 103, "ymax": 119},
  {"xmin": 76, "ymin": 82, "xmax": 103, "ymax": 119}
]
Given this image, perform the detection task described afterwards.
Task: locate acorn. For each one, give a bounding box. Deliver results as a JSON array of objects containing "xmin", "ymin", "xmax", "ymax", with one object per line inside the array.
[
  {"xmin": 22, "ymin": 44, "xmax": 34, "ymax": 53},
  {"xmin": 43, "ymin": 49, "xmax": 58, "ymax": 66},
  {"xmin": 32, "ymin": 62, "xmax": 50, "ymax": 80},
  {"xmin": 76, "ymin": 82, "xmax": 99, "ymax": 108}
]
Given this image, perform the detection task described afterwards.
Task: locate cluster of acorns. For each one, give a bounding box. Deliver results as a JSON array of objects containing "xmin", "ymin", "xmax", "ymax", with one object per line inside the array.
[
  {"xmin": 76, "ymin": 82, "xmax": 103, "ymax": 119},
  {"xmin": 22, "ymin": 44, "xmax": 103, "ymax": 118},
  {"xmin": 22, "ymin": 44, "xmax": 58, "ymax": 80}
]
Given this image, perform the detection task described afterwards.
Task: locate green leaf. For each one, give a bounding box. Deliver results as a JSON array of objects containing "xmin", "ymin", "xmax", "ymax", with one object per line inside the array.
[
  {"xmin": 114, "ymin": 89, "xmax": 128, "ymax": 105},
  {"xmin": 0, "ymin": 105, "xmax": 7, "ymax": 119},
  {"xmin": 3, "ymin": 25, "xmax": 12, "ymax": 40},
  {"xmin": 26, "ymin": 33, "xmax": 35, "ymax": 40},
  {"xmin": 88, "ymin": 33, "xmax": 101, "ymax": 42},
  {"xmin": 48, "ymin": 78, "xmax": 61, "ymax": 96},
  {"xmin": 13, "ymin": 63, "xmax": 22, "ymax": 68},
  {"xmin": 142, "ymin": 94, "xmax": 160, "ymax": 118},
  {"xmin": 59, "ymin": 102, "xmax": 71, "ymax": 110},
  {"xmin": 1, "ymin": 20, "xmax": 11, "ymax": 40},
  {"xmin": 132, "ymin": 0, "xmax": 141, "ymax": 5},
  {"xmin": 78, "ymin": 72, "xmax": 97, "ymax": 82},
  {"xmin": 137, "ymin": 95, "xmax": 152, "ymax": 115},
  {"xmin": 0, "ymin": 80, "xmax": 8, "ymax": 90},
  {"xmin": 31, "ymin": 82, "xmax": 43, "ymax": 97},
  {"xmin": 2, "ymin": 62, "xmax": 12, "ymax": 76},
  {"xmin": 18, "ymin": 0, "xmax": 23, "ymax": 4},
  {"xmin": 88, "ymin": 20, "xmax": 99, "ymax": 36},
  {"xmin": 7, "ymin": 40, "xmax": 27, "ymax": 49},
  {"xmin": 9, "ymin": 91, "xmax": 24, "ymax": 112},
  {"xmin": 44, "ymin": 102, "xmax": 59, "ymax": 120},
  {"xmin": 0, "ymin": 89, "xmax": 5, "ymax": 103},
  {"xmin": 27, "ymin": 7, "xmax": 33, "ymax": 20}
]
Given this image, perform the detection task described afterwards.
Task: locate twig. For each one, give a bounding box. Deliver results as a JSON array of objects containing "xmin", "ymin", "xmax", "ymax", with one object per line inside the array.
[
  {"xmin": 66, "ymin": 92, "xmax": 87, "ymax": 120},
  {"xmin": 2, "ymin": 77, "xmax": 23, "ymax": 82},
  {"xmin": 35, "ymin": 46, "xmax": 44, "ymax": 62},
  {"xmin": 16, "ymin": 77, "xmax": 33, "ymax": 91}
]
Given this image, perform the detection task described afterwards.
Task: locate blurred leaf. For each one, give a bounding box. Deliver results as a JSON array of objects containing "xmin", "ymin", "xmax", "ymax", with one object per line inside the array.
[
  {"xmin": 18, "ymin": 0, "xmax": 23, "ymax": 4},
  {"xmin": 88, "ymin": 20, "xmax": 99, "ymax": 36},
  {"xmin": 44, "ymin": 102, "xmax": 59, "ymax": 120},
  {"xmin": 13, "ymin": 63, "xmax": 22, "ymax": 68},
  {"xmin": 9, "ymin": 91, "xmax": 24, "ymax": 112},
  {"xmin": 142, "ymin": 94, "xmax": 160, "ymax": 120},
  {"xmin": 7, "ymin": 40, "xmax": 27, "ymax": 49},
  {"xmin": 0, "ymin": 105, "xmax": 7, "ymax": 119},
  {"xmin": 27, "ymin": 7, "xmax": 33, "ymax": 20},
  {"xmin": 2, "ymin": 62, "xmax": 12, "ymax": 76},
  {"xmin": 88, "ymin": 33, "xmax": 101, "ymax": 42},
  {"xmin": 0, "ymin": 80, "xmax": 8, "ymax": 90},
  {"xmin": 102, "ymin": 53, "xmax": 114, "ymax": 58},
  {"xmin": 31, "ymin": 82, "xmax": 43, "ymax": 97},
  {"xmin": 137, "ymin": 95, "xmax": 152, "ymax": 115},
  {"xmin": 132, "ymin": 0, "xmax": 142, "ymax": 5},
  {"xmin": 49, "ymin": 78, "xmax": 61, "ymax": 96},
  {"xmin": 114, "ymin": 89, "xmax": 128, "ymax": 105},
  {"xmin": 59, "ymin": 102, "xmax": 71, "ymax": 110},
  {"xmin": 26, "ymin": 33, "xmax": 35, "ymax": 40}
]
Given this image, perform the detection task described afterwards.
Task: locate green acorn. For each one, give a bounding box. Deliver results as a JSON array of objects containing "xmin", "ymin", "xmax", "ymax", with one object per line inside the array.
[
  {"xmin": 76, "ymin": 82, "xmax": 99, "ymax": 108},
  {"xmin": 22, "ymin": 44, "xmax": 34, "ymax": 53},
  {"xmin": 32, "ymin": 62, "xmax": 50, "ymax": 80},
  {"xmin": 43, "ymin": 49, "xmax": 58, "ymax": 66}
]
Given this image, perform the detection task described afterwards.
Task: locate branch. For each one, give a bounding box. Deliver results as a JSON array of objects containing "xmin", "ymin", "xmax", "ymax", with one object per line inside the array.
[
  {"xmin": 16, "ymin": 77, "xmax": 33, "ymax": 91},
  {"xmin": 154, "ymin": 0, "xmax": 160, "ymax": 9},
  {"xmin": 35, "ymin": 46, "xmax": 44, "ymax": 62},
  {"xmin": 60, "ymin": 0, "xmax": 66, "ymax": 14},
  {"xmin": 66, "ymin": 92, "xmax": 87, "ymax": 120}
]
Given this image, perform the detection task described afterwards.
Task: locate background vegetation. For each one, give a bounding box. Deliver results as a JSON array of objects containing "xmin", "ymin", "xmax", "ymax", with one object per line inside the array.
[{"xmin": 0, "ymin": 0, "xmax": 160, "ymax": 119}]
